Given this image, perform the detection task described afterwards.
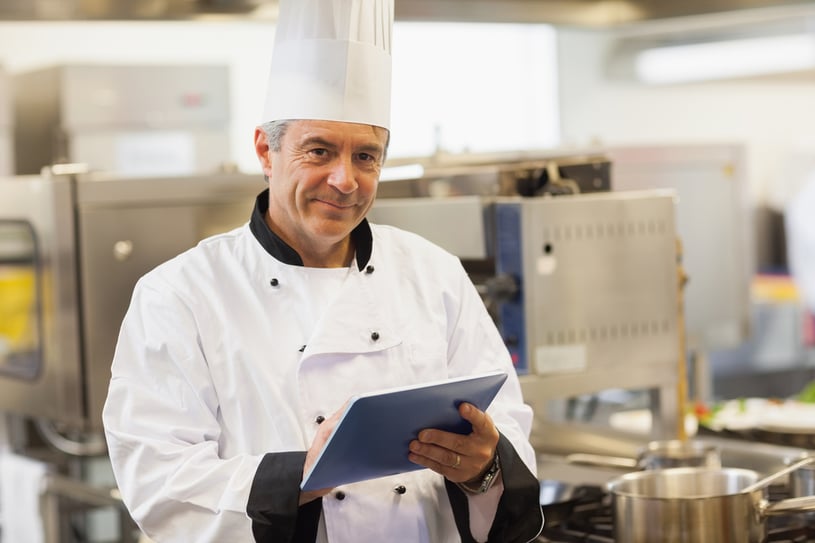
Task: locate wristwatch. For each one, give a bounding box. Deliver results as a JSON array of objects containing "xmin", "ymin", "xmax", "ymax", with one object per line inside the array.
[{"xmin": 459, "ymin": 453, "xmax": 501, "ymax": 494}]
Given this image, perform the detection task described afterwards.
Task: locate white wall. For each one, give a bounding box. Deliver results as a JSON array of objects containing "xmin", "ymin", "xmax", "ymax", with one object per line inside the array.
[
  {"xmin": 557, "ymin": 27, "xmax": 815, "ymax": 210},
  {"xmin": 0, "ymin": 20, "xmax": 560, "ymax": 174}
]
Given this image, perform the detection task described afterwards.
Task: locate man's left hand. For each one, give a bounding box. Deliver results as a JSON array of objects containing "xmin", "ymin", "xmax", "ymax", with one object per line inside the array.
[{"xmin": 408, "ymin": 402, "xmax": 498, "ymax": 484}]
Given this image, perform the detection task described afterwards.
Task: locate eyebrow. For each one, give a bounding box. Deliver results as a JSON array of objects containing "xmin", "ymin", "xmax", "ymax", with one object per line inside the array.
[{"xmin": 301, "ymin": 136, "xmax": 384, "ymax": 157}]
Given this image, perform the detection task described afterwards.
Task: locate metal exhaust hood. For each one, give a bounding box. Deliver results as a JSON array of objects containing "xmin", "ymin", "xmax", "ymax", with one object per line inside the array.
[
  {"xmin": 0, "ymin": 0, "xmax": 266, "ymax": 21},
  {"xmin": 2, "ymin": 0, "xmax": 815, "ymax": 26}
]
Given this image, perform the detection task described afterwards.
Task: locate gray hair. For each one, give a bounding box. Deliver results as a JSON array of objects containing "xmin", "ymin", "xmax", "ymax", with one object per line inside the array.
[
  {"xmin": 258, "ymin": 120, "xmax": 390, "ymax": 162},
  {"xmin": 259, "ymin": 120, "xmax": 290, "ymax": 153}
]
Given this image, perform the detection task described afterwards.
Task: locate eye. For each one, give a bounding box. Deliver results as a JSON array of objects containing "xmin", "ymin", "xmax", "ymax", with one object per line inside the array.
[
  {"xmin": 358, "ymin": 152, "xmax": 382, "ymax": 165},
  {"xmin": 309, "ymin": 148, "xmax": 329, "ymax": 158}
]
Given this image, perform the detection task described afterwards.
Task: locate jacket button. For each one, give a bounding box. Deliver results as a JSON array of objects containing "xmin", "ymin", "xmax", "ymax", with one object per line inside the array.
[
  {"xmin": 365, "ymin": 265, "xmax": 375, "ymax": 274},
  {"xmin": 335, "ymin": 491, "xmax": 346, "ymax": 501},
  {"xmin": 269, "ymin": 278, "xmax": 279, "ymax": 287},
  {"xmin": 393, "ymin": 485, "xmax": 406, "ymax": 495},
  {"xmin": 371, "ymin": 331, "xmax": 380, "ymax": 341},
  {"xmin": 315, "ymin": 415, "xmax": 325, "ymax": 424}
]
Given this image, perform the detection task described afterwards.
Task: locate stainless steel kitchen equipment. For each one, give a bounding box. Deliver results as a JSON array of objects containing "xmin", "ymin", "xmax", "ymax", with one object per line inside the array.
[
  {"xmin": 606, "ymin": 463, "xmax": 815, "ymax": 543},
  {"xmin": 13, "ymin": 64, "xmax": 231, "ymax": 176},
  {"xmin": 498, "ymin": 191, "xmax": 684, "ymax": 449},
  {"xmin": 371, "ymin": 162, "xmax": 684, "ymax": 445},
  {"xmin": 1, "ymin": 0, "xmax": 814, "ymax": 27},
  {"xmin": 608, "ymin": 144, "xmax": 752, "ymax": 404},
  {"xmin": 567, "ymin": 439, "xmax": 721, "ymax": 471},
  {"xmin": 0, "ymin": 169, "xmax": 263, "ymax": 432},
  {"xmin": 788, "ymin": 452, "xmax": 815, "ymax": 498},
  {"xmin": 0, "ymin": 65, "xmax": 12, "ymax": 175},
  {"xmin": 537, "ymin": 435, "xmax": 815, "ymax": 542}
]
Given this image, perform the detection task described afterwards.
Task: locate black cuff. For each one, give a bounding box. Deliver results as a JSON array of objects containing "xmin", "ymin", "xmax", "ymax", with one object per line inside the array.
[
  {"xmin": 247, "ymin": 452, "xmax": 323, "ymax": 543},
  {"xmin": 487, "ymin": 434, "xmax": 544, "ymax": 542},
  {"xmin": 445, "ymin": 434, "xmax": 543, "ymax": 543}
]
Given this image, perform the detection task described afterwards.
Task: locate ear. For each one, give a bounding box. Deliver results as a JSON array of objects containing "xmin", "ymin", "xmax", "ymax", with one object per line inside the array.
[{"xmin": 254, "ymin": 127, "xmax": 273, "ymax": 177}]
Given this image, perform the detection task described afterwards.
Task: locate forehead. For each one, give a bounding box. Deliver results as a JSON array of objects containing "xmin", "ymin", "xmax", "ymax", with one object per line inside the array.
[{"xmin": 285, "ymin": 119, "xmax": 387, "ymax": 148}]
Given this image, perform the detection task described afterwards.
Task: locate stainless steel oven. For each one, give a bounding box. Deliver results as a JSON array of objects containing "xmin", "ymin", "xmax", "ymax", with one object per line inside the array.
[
  {"xmin": 0, "ymin": 170, "xmax": 263, "ymax": 432},
  {"xmin": 0, "ymin": 65, "xmax": 11, "ymax": 175}
]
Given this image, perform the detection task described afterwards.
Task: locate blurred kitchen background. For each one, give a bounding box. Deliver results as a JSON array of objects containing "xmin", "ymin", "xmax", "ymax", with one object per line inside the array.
[{"xmin": 2, "ymin": 0, "xmax": 815, "ymax": 541}]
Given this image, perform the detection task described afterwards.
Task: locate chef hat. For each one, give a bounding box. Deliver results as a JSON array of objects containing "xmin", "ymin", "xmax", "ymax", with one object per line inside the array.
[{"xmin": 261, "ymin": 0, "xmax": 393, "ymax": 130}]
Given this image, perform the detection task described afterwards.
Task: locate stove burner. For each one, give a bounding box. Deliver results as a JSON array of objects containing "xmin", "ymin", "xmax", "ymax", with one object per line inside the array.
[{"xmin": 538, "ymin": 484, "xmax": 815, "ymax": 543}]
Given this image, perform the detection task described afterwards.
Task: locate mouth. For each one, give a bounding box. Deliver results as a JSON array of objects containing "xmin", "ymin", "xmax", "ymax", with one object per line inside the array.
[{"xmin": 314, "ymin": 199, "xmax": 356, "ymax": 210}]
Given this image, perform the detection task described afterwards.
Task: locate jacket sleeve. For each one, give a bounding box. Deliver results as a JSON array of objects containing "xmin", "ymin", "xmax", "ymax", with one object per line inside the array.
[
  {"xmin": 247, "ymin": 452, "xmax": 322, "ymax": 542},
  {"xmin": 445, "ymin": 434, "xmax": 543, "ymax": 543},
  {"xmin": 103, "ymin": 280, "xmax": 312, "ymax": 542}
]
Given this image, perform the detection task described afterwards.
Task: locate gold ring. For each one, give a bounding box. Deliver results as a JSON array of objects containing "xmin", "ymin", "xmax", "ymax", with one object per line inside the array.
[{"xmin": 453, "ymin": 454, "xmax": 461, "ymax": 469}]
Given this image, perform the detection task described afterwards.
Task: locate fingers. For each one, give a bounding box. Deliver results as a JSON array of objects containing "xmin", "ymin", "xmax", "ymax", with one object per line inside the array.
[
  {"xmin": 408, "ymin": 441, "xmax": 472, "ymax": 482},
  {"xmin": 459, "ymin": 402, "xmax": 491, "ymax": 434},
  {"xmin": 301, "ymin": 403, "xmax": 348, "ymax": 499},
  {"xmin": 407, "ymin": 403, "xmax": 499, "ymax": 483}
]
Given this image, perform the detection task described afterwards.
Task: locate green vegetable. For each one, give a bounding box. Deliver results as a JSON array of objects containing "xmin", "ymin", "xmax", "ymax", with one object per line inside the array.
[{"xmin": 798, "ymin": 381, "xmax": 815, "ymax": 403}]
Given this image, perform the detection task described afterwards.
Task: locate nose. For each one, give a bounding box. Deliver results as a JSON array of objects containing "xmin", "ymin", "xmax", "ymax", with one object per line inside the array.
[{"xmin": 327, "ymin": 155, "xmax": 358, "ymax": 194}]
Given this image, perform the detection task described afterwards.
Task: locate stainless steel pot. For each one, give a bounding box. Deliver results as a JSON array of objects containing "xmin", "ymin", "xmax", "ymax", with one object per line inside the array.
[
  {"xmin": 789, "ymin": 453, "xmax": 815, "ymax": 497},
  {"xmin": 567, "ymin": 439, "xmax": 721, "ymax": 471},
  {"xmin": 607, "ymin": 466, "xmax": 815, "ymax": 543}
]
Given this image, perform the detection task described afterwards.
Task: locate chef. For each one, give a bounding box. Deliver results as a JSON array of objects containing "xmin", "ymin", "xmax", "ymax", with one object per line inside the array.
[{"xmin": 102, "ymin": 0, "xmax": 544, "ymax": 541}]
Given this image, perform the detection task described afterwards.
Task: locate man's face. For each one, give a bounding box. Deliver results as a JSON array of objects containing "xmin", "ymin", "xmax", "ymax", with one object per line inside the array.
[{"xmin": 255, "ymin": 120, "xmax": 387, "ymax": 257}]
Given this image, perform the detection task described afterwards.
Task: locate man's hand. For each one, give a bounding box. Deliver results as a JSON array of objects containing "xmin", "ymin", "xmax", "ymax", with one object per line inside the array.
[
  {"xmin": 407, "ymin": 402, "xmax": 499, "ymax": 484},
  {"xmin": 299, "ymin": 404, "xmax": 346, "ymax": 505}
]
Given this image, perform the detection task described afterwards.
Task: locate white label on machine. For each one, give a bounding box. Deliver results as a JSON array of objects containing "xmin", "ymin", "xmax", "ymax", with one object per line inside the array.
[
  {"xmin": 115, "ymin": 131, "xmax": 195, "ymax": 176},
  {"xmin": 536, "ymin": 254, "xmax": 557, "ymax": 275},
  {"xmin": 534, "ymin": 344, "xmax": 587, "ymax": 374}
]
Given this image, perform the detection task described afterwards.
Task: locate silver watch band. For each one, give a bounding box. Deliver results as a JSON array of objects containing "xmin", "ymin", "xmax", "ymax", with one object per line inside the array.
[{"xmin": 458, "ymin": 453, "xmax": 501, "ymax": 494}]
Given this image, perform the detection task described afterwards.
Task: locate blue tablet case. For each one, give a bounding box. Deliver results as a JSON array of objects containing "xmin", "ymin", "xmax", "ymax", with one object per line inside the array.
[{"xmin": 301, "ymin": 371, "xmax": 509, "ymax": 491}]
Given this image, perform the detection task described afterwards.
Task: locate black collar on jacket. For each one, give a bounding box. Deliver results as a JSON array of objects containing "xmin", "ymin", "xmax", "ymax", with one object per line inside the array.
[{"xmin": 249, "ymin": 188, "xmax": 373, "ymax": 271}]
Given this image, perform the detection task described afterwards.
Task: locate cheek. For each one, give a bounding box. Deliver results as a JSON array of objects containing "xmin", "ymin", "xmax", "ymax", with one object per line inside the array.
[{"xmin": 359, "ymin": 176, "xmax": 378, "ymax": 198}]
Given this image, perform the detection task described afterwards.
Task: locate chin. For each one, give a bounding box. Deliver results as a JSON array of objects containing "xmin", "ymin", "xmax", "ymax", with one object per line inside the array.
[{"xmin": 311, "ymin": 219, "xmax": 358, "ymax": 239}]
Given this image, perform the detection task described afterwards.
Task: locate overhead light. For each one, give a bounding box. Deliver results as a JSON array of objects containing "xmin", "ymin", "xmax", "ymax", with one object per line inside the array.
[{"xmin": 635, "ymin": 33, "xmax": 815, "ymax": 84}]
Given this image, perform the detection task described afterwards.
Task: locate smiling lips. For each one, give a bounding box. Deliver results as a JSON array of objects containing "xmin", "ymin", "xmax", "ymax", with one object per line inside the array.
[{"xmin": 315, "ymin": 198, "xmax": 356, "ymax": 210}]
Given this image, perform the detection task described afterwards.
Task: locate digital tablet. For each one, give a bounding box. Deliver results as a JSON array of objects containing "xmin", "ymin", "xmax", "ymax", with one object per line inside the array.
[{"xmin": 300, "ymin": 370, "xmax": 508, "ymax": 491}]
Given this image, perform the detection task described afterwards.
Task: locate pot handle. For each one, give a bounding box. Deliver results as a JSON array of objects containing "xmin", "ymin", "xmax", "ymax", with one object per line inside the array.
[
  {"xmin": 742, "ymin": 456, "xmax": 815, "ymax": 493},
  {"xmin": 565, "ymin": 453, "xmax": 639, "ymax": 470},
  {"xmin": 762, "ymin": 495, "xmax": 815, "ymax": 517}
]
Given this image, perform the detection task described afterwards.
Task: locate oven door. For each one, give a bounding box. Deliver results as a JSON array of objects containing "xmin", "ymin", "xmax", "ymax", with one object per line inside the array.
[
  {"xmin": 75, "ymin": 172, "xmax": 263, "ymax": 431},
  {"xmin": 0, "ymin": 174, "xmax": 84, "ymax": 427}
]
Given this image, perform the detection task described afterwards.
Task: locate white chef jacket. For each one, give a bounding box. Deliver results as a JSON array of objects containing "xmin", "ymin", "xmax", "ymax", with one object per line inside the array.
[{"xmin": 103, "ymin": 190, "xmax": 543, "ymax": 543}]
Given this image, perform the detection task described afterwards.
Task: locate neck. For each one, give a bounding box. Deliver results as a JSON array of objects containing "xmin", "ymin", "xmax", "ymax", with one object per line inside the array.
[
  {"xmin": 263, "ymin": 211, "xmax": 354, "ymax": 268},
  {"xmin": 300, "ymin": 239, "xmax": 355, "ymax": 268}
]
